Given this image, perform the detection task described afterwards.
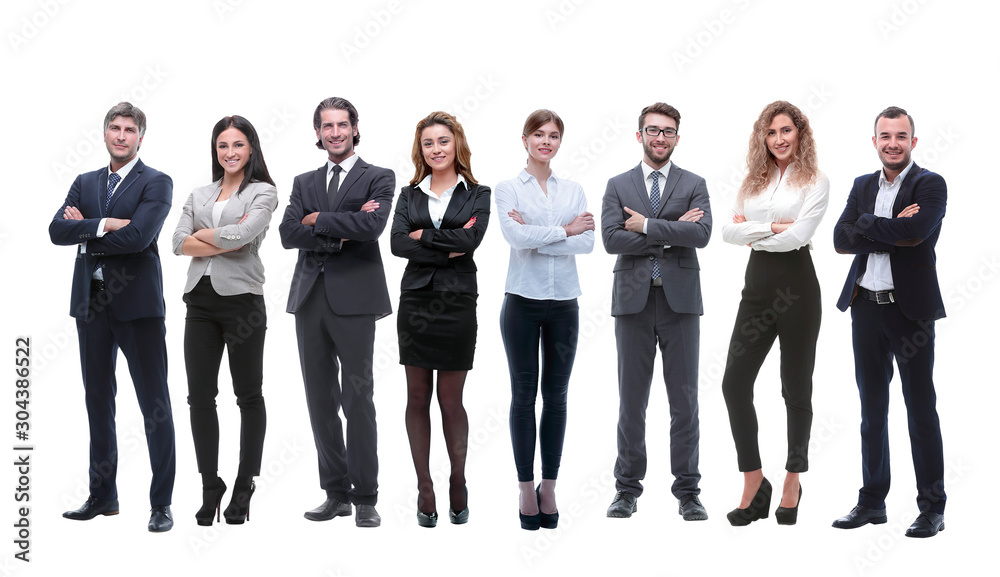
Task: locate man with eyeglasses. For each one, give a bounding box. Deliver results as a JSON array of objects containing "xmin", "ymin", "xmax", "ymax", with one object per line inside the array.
[{"xmin": 601, "ymin": 102, "xmax": 712, "ymax": 521}]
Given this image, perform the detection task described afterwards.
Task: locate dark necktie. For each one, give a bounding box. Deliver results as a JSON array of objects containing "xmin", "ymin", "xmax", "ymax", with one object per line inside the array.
[
  {"xmin": 328, "ymin": 165, "xmax": 343, "ymax": 209},
  {"xmin": 650, "ymin": 170, "xmax": 661, "ymax": 280},
  {"xmin": 106, "ymin": 172, "xmax": 121, "ymax": 213}
]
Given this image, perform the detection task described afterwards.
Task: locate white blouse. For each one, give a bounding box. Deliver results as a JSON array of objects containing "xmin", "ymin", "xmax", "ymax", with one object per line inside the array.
[
  {"xmin": 495, "ymin": 169, "xmax": 594, "ymax": 300},
  {"xmin": 722, "ymin": 165, "xmax": 829, "ymax": 252},
  {"xmin": 414, "ymin": 174, "xmax": 465, "ymax": 230}
]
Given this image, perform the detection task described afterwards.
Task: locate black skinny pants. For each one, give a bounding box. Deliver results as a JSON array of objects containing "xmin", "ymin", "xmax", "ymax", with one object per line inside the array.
[
  {"xmin": 721, "ymin": 248, "xmax": 820, "ymax": 473},
  {"xmin": 500, "ymin": 294, "xmax": 579, "ymax": 482},
  {"xmin": 184, "ymin": 276, "xmax": 267, "ymax": 478}
]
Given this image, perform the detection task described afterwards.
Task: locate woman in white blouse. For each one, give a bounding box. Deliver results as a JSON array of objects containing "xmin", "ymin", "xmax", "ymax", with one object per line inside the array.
[
  {"xmin": 172, "ymin": 115, "xmax": 278, "ymax": 525},
  {"xmin": 720, "ymin": 101, "xmax": 829, "ymax": 527},
  {"xmin": 495, "ymin": 109, "xmax": 595, "ymax": 530}
]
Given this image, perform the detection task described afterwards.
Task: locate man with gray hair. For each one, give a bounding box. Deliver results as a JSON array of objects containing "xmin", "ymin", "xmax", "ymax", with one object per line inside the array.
[{"xmin": 49, "ymin": 102, "xmax": 176, "ymax": 532}]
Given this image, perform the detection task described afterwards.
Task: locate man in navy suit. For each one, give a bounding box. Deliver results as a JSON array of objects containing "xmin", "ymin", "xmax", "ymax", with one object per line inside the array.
[
  {"xmin": 601, "ymin": 102, "xmax": 712, "ymax": 521},
  {"xmin": 49, "ymin": 102, "xmax": 176, "ymax": 532},
  {"xmin": 279, "ymin": 97, "xmax": 394, "ymax": 528},
  {"xmin": 832, "ymin": 106, "xmax": 948, "ymax": 538}
]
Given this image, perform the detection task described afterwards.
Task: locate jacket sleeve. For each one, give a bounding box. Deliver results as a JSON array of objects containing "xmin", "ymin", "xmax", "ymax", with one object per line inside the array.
[
  {"xmin": 643, "ymin": 176, "xmax": 712, "ymax": 249},
  {"xmin": 214, "ymin": 184, "xmax": 279, "ymax": 249},
  {"xmin": 313, "ymin": 168, "xmax": 395, "ymax": 242},
  {"xmin": 854, "ymin": 172, "xmax": 946, "ymax": 247},
  {"xmin": 279, "ymin": 175, "xmax": 342, "ymax": 252},
  {"xmin": 833, "ymin": 175, "xmax": 896, "ymax": 255},
  {"xmin": 171, "ymin": 190, "xmax": 196, "ymax": 255},
  {"xmin": 82, "ymin": 172, "xmax": 173, "ymax": 256},
  {"xmin": 419, "ymin": 185, "xmax": 491, "ymax": 253},
  {"xmin": 601, "ymin": 177, "xmax": 662, "ymax": 257},
  {"xmin": 390, "ymin": 187, "xmax": 449, "ymax": 266}
]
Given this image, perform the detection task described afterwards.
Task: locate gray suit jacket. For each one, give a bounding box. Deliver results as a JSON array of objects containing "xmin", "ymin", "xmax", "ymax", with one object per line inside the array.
[
  {"xmin": 172, "ymin": 180, "xmax": 278, "ymax": 295},
  {"xmin": 601, "ymin": 163, "xmax": 712, "ymax": 316}
]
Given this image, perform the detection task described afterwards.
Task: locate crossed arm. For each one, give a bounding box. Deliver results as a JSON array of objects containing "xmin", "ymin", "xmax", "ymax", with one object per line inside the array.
[
  {"xmin": 833, "ymin": 173, "xmax": 945, "ymax": 255},
  {"xmin": 601, "ymin": 177, "xmax": 712, "ymax": 256}
]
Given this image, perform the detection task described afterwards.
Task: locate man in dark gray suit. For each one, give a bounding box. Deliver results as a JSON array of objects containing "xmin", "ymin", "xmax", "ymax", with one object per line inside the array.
[
  {"xmin": 602, "ymin": 102, "xmax": 712, "ymax": 521},
  {"xmin": 279, "ymin": 97, "xmax": 394, "ymax": 528}
]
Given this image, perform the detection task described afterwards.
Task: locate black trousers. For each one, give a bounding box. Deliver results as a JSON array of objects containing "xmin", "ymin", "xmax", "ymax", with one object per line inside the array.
[
  {"xmin": 851, "ymin": 297, "xmax": 945, "ymax": 514},
  {"xmin": 294, "ymin": 277, "xmax": 379, "ymax": 506},
  {"xmin": 183, "ymin": 277, "xmax": 267, "ymax": 480},
  {"xmin": 76, "ymin": 290, "xmax": 175, "ymax": 506},
  {"xmin": 721, "ymin": 248, "xmax": 821, "ymax": 473},
  {"xmin": 500, "ymin": 294, "xmax": 579, "ymax": 482}
]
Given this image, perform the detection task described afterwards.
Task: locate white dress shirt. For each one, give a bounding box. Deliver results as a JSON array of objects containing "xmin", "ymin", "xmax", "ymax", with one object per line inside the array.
[
  {"xmin": 204, "ymin": 195, "xmax": 231, "ymax": 276},
  {"xmin": 414, "ymin": 174, "xmax": 465, "ymax": 229},
  {"xmin": 859, "ymin": 161, "xmax": 915, "ymax": 291},
  {"xmin": 325, "ymin": 153, "xmax": 360, "ymax": 190},
  {"xmin": 495, "ymin": 169, "xmax": 594, "ymax": 300},
  {"xmin": 722, "ymin": 164, "xmax": 830, "ymax": 252}
]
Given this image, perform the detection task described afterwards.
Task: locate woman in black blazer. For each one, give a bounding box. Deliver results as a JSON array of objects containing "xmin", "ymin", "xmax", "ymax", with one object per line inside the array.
[{"xmin": 390, "ymin": 111, "xmax": 490, "ymax": 527}]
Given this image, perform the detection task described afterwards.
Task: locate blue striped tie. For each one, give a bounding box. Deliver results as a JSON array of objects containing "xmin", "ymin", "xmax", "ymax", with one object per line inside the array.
[{"xmin": 650, "ymin": 171, "xmax": 661, "ymax": 280}]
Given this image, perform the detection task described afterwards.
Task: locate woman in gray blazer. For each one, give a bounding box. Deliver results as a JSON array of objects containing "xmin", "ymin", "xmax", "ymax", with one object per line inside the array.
[{"xmin": 172, "ymin": 115, "xmax": 278, "ymax": 526}]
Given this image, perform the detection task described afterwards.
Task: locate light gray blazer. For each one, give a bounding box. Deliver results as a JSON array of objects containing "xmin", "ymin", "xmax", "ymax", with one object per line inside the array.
[{"xmin": 172, "ymin": 180, "xmax": 278, "ymax": 296}]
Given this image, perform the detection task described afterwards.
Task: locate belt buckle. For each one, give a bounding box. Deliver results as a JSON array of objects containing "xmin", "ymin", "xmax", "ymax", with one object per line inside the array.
[{"xmin": 875, "ymin": 290, "xmax": 894, "ymax": 305}]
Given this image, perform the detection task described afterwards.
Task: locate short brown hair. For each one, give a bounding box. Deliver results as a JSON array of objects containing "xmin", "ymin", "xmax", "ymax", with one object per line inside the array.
[
  {"xmin": 104, "ymin": 102, "xmax": 146, "ymax": 137},
  {"xmin": 638, "ymin": 102, "xmax": 681, "ymax": 131},
  {"xmin": 874, "ymin": 106, "xmax": 914, "ymax": 136}
]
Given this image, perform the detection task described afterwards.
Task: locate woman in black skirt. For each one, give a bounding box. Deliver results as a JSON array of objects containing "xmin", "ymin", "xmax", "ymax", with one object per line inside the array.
[
  {"xmin": 390, "ymin": 111, "xmax": 490, "ymax": 527},
  {"xmin": 720, "ymin": 101, "xmax": 829, "ymax": 526}
]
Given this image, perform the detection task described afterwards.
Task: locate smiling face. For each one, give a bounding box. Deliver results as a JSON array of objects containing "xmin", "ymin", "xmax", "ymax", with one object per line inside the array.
[
  {"xmin": 522, "ymin": 121, "xmax": 562, "ymax": 164},
  {"xmin": 104, "ymin": 115, "xmax": 143, "ymax": 170},
  {"xmin": 765, "ymin": 113, "xmax": 799, "ymax": 171},
  {"xmin": 215, "ymin": 127, "xmax": 252, "ymax": 180},
  {"xmin": 420, "ymin": 123, "xmax": 456, "ymax": 175},
  {"xmin": 637, "ymin": 112, "xmax": 679, "ymax": 169},
  {"xmin": 316, "ymin": 108, "xmax": 357, "ymax": 164},
  {"xmin": 873, "ymin": 115, "xmax": 917, "ymax": 179}
]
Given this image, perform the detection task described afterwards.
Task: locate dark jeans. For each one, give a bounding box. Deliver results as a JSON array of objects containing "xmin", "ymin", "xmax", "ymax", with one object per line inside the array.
[
  {"xmin": 500, "ymin": 293, "xmax": 579, "ymax": 482},
  {"xmin": 183, "ymin": 277, "xmax": 267, "ymax": 479},
  {"xmin": 721, "ymin": 248, "xmax": 821, "ymax": 473}
]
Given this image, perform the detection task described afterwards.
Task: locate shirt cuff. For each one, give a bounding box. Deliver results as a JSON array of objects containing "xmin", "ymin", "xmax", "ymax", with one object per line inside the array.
[
  {"xmin": 642, "ymin": 218, "xmax": 648, "ymax": 235},
  {"xmin": 96, "ymin": 218, "xmax": 108, "ymax": 238}
]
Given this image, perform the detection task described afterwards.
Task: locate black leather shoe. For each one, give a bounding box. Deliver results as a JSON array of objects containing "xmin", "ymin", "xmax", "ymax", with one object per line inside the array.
[
  {"xmin": 678, "ymin": 493, "xmax": 708, "ymax": 521},
  {"xmin": 304, "ymin": 498, "xmax": 352, "ymax": 521},
  {"xmin": 355, "ymin": 504, "xmax": 381, "ymax": 528},
  {"xmin": 832, "ymin": 505, "xmax": 888, "ymax": 529},
  {"xmin": 63, "ymin": 496, "xmax": 119, "ymax": 520},
  {"xmin": 416, "ymin": 510, "xmax": 438, "ymax": 528},
  {"xmin": 905, "ymin": 511, "xmax": 944, "ymax": 538},
  {"xmin": 148, "ymin": 505, "xmax": 173, "ymax": 532},
  {"xmin": 606, "ymin": 491, "xmax": 637, "ymax": 518}
]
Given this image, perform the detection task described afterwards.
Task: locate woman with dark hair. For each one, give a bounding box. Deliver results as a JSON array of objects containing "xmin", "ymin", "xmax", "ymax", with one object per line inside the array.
[
  {"xmin": 171, "ymin": 115, "xmax": 278, "ymax": 525},
  {"xmin": 390, "ymin": 111, "xmax": 490, "ymax": 528},
  {"xmin": 495, "ymin": 109, "xmax": 594, "ymax": 530},
  {"xmin": 720, "ymin": 101, "xmax": 829, "ymax": 526}
]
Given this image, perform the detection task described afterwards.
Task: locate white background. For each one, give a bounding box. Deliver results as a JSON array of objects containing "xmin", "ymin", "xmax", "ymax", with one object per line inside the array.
[{"xmin": 1, "ymin": 0, "xmax": 996, "ymax": 575}]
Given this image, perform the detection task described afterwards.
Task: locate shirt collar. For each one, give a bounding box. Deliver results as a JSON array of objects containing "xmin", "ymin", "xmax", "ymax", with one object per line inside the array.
[
  {"xmin": 517, "ymin": 168, "xmax": 557, "ymax": 184},
  {"xmin": 328, "ymin": 153, "xmax": 360, "ymax": 175},
  {"xmin": 880, "ymin": 160, "xmax": 914, "ymax": 187},
  {"xmin": 641, "ymin": 160, "xmax": 672, "ymax": 181},
  {"xmin": 110, "ymin": 154, "xmax": 140, "ymax": 181},
  {"xmin": 416, "ymin": 173, "xmax": 466, "ymax": 196}
]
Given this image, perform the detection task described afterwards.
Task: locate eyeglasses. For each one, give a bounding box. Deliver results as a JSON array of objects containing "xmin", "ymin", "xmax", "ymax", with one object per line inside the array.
[{"xmin": 643, "ymin": 127, "xmax": 678, "ymax": 138}]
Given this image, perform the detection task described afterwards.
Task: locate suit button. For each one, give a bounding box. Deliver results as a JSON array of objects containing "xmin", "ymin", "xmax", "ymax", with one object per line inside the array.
[
  {"xmin": 648, "ymin": 255, "xmax": 655, "ymax": 260},
  {"xmin": 236, "ymin": 235, "xmax": 241, "ymax": 239}
]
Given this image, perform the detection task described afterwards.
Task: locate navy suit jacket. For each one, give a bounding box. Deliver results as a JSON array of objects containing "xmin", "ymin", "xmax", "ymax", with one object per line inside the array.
[
  {"xmin": 833, "ymin": 162, "xmax": 947, "ymax": 321},
  {"xmin": 601, "ymin": 163, "xmax": 712, "ymax": 316},
  {"xmin": 389, "ymin": 181, "xmax": 491, "ymax": 295},
  {"xmin": 48, "ymin": 159, "xmax": 173, "ymax": 321},
  {"xmin": 279, "ymin": 157, "xmax": 394, "ymax": 316}
]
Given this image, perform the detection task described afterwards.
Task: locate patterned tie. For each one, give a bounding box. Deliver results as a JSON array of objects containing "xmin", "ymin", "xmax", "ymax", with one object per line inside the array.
[
  {"xmin": 650, "ymin": 170, "xmax": 661, "ymax": 280},
  {"xmin": 328, "ymin": 165, "xmax": 343, "ymax": 209},
  {"xmin": 106, "ymin": 172, "xmax": 121, "ymax": 213}
]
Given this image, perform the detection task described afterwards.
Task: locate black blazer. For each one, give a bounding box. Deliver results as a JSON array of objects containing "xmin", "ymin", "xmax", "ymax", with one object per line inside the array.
[
  {"xmin": 49, "ymin": 160, "xmax": 173, "ymax": 321},
  {"xmin": 390, "ymin": 180, "xmax": 491, "ymax": 294},
  {"xmin": 833, "ymin": 163, "xmax": 947, "ymax": 321},
  {"xmin": 279, "ymin": 158, "xmax": 395, "ymax": 316}
]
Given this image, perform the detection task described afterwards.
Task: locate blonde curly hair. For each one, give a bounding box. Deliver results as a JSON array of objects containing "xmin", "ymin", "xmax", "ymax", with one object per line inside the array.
[{"xmin": 738, "ymin": 101, "xmax": 819, "ymax": 200}]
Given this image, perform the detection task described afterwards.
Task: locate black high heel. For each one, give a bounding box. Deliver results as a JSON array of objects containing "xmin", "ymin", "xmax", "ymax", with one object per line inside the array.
[
  {"xmin": 727, "ymin": 477, "xmax": 772, "ymax": 527},
  {"xmin": 223, "ymin": 480, "xmax": 255, "ymax": 524},
  {"xmin": 449, "ymin": 486, "xmax": 469, "ymax": 525},
  {"xmin": 195, "ymin": 479, "xmax": 227, "ymax": 526},
  {"xmin": 775, "ymin": 484, "xmax": 802, "ymax": 525},
  {"xmin": 519, "ymin": 486, "xmax": 540, "ymax": 531},
  {"xmin": 537, "ymin": 485, "xmax": 559, "ymax": 530},
  {"xmin": 416, "ymin": 488, "xmax": 438, "ymax": 528}
]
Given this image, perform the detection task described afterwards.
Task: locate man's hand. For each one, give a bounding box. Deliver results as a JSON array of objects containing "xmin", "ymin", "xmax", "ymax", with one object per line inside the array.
[
  {"xmin": 563, "ymin": 212, "xmax": 595, "ymax": 236},
  {"xmin": 104, "ymin": 218, "xmax": 131, "ymax": 232},
  {"xmin": 63, "ymin": 206, "xmax": 84, "ymax": 221},
  {"xmin": 897, "ymin": 203, "xmax": 919, "ymax": 218},
  {"xmin": 301, "ymin": 212, "xmax": 319, "ymax": 226},
  {"xmin": 623, "ymin": 207, "xmax": 645, "ymax": 233},
  {"xmin": 679, "ymin": 208, "xmax": 704, "ymax": 222},
  {"xmin": 361, "ymin": 200, "xmax": 379, "ymax": 213}
]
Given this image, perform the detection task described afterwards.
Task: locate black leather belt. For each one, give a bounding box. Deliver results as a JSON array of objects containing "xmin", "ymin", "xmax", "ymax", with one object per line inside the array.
[
  {"xmin": 858, "ymin": 287, "xmax": 895, "ymax": 304},
  {"xmin": 91, "ymin": 279, "xmax": 106, "ymax": 293}
]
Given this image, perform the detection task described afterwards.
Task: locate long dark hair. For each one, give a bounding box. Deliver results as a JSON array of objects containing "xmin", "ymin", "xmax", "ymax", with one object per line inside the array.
[{"xmin": 210, "ymin": 115, "xmax": 275, "ymax": 194}]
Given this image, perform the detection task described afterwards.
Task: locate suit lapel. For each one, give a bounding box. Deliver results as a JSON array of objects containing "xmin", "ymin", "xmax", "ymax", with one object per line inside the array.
[
  {"xmin": 893, "ymin": 162, "xmax": 922, "ymax": 215},
  {"xmin": 312, "ymin": 165, "xmax": 329, "ymax": 211},
  {"xmin": 105, "ymin": 160, "xmax": 144, "ymax": 216},
  {"xmin": 412, "ymin": 189, "xmax": 431, "ymax": 228},
  {"xmin": 441, "ymin": 182, "xmax": 472, "ymax": 229},
  {"xmin": 658, "ymin": 163, "xmax": 682, "ymax": 217},
  {"xmin": 629, "ymin": 165, "xmax": 654, "ymax": 215},
  {"xmin": 334, "ymin": 158, "xmax": 367, "ymax": 210}
]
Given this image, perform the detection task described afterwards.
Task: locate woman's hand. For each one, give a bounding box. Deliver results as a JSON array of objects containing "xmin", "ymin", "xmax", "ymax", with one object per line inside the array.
[
  {"xmin": 563, "ymin": 212, "xmax": 595, "ymax": 236},
  {"xmin": 770, "ymin": 220, "xmax": 794, "ymax": 234},
  {"xmin": 508, "ymin": 209, "xmax": 524, "ymax": 225},
  {"xmin": 732, "ymin": 214, "xmax": 746, "ymax": 224}
]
